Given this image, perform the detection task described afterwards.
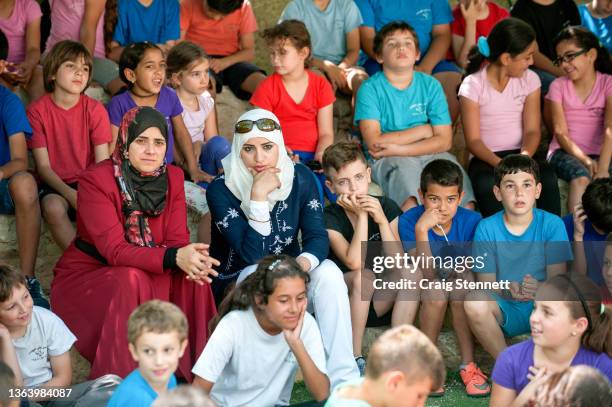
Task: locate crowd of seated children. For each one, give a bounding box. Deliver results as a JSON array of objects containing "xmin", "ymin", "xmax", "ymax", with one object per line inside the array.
[
  {"xmin": 354, "ymin": 0, "xmax": 463, "ymax": 121},
  {"xmin": 579, "ymin": 0, "xmax": 612, "ymax": 53},
  {"xmin": 466, "ymin": 154, "xmax": 573, "ymax": 359},
  {"xmin": 0, "ymin": 264, "xmax": 120, "ymax": 407},
  {"xmin": 0, "ymin": 30, "xmax": 44, "ymax": 309},
  {"xmin": 279, "ymin": 0, "xmax": 369, "ymax": 110},
  {"xmin": 193, "ymin": 255, "xmax": 329, "ymax": 406},
  {"xmin": 450, "ymin": 0, "xmax": 509, "ymax": 69},
  {"xmin": 546, "ymin": 26, "xmax": 612, "ymax": 213},
  {"xmin": 180, "ymin": 0, "xmax": 266, "ymax": 100},
  {"xmin": 28, "ymin": 40, "xmax": 111, "ymax": 251},
  {"xmin": 491, "ymin": 273, "xmax": 612, "ymax": 407},
  {"xmin": 396, "ymin": 159, "xmax": 488, "ymax": 397},
  {"xmin": 325, "ymin": 325, "xmax": 445, "ymax": 407},
  {"xmin": 323, "ymin": 141, "xmax": 416, "ymax": 376},
  {"xmin": 459, "ymin": 17, "xmax": 561, "ymax": 218},
  {"xmin": 108, "ymin": 300, "xmax": 189, "ymax": 407},
  {"xmin": 105, "ymin": 0, "xmax": 179, "ymax": 62},
  {"xmin": 0, "ymin": 0, "xmax": 41, "ymax": 99},
  {"xmin": 564, "ymin": 178, "xmax": 612, "ymax": 301},
  {"xmin": 251, "ymin": 19, "xmax": 335, "ymax": 200},
  {"xmin": 166, "ymin": 40, "xmax": 231, "ymax": 243},
  {"xmin": 354, "ymin": 21, "xmax": 475, "ymax": 212}
]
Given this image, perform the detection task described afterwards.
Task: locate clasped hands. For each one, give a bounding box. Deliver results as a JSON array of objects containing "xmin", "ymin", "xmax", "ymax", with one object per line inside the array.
[{"xmin": 176, "ymin": 243, "xmax": 220, "ymax": 285}]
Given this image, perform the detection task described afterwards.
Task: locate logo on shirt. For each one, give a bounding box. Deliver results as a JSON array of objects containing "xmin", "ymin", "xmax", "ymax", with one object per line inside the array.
[
  {"xmin": 29, "ymin": 346, "xmax": 47, "ymax": 362},
  {"xmin": 415, "ymin": 8, "xmax": 431, "ymax": 20},
  {"xmin": 410, "ymin": 103, "xmax": 426, "ymax": 116}
]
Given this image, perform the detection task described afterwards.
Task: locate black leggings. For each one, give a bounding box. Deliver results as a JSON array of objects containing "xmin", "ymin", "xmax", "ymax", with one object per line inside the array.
[{"xmin": 468, "ymin": 150, "xmax": 561, "ymax": 217}]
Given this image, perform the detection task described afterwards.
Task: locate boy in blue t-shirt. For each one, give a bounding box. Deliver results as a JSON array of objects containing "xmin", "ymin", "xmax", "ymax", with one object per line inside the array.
[
  {"xmin": 354, "ymin": 0, "xmax": 462, "ymax": 120},
  {"xmin": 579, "ymin": 1, "xmax": 612, "ymax": 52},
  {"xmin": 354, "ymin": 21, "xmax": 474, "ymax": 213},
  {"xmin": 0, "ymin": 31, "xmax": 46, "ymax": 308},
  {"xmin": 466, "ymin": 154, "xmax": 572, "ymax": 359},
  {"xmin": 564, "ymin": 178, "xmax": 612, "ymax": 296},
  {"xmin": 279, "ymin": 0, "xmax": 369, "ymax": 108},
  {"xmin": 396, "ymin": 159, "xmax": 488, "ymax": 397},
  {"xmin": 108, "ymin": 300, "xmax": 187, "ymax": 407}
]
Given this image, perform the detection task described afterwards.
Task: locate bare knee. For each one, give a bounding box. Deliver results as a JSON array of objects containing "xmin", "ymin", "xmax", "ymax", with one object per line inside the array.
[
  {"xmin": 41, "ymin": 195, "xmax": 68, "ymax": 222},
  {"xmin": 571, "ymin": 176, "xmax": 590, "ymax": 189},
  {"xmin": 464, "ymin": 300, "xmax": 492, "ymax": 320},
  {"xmin": 8, "ymin": 172, "xmax": 38, "ymax": 206}
]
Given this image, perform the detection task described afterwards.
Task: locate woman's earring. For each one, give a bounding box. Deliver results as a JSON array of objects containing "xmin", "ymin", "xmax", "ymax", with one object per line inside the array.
[{"xmin": 571, "ymin": 331, "xmax": 577, "ymax": 336}]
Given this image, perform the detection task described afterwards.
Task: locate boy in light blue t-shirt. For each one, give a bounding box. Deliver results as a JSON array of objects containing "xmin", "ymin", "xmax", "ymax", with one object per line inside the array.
[
  {"xmin": 108, "ymin": 301, "xmax": 188, "ymax": 407},
  {"xmin": 466, "ymin": 155, "xmax": 572, "ymax": 360},
  {"xmin": 579, "ymin": 1, "xmax": 612, "ymax": 52},
  {"xmin": 354, "ymin": 0, "xmax": 462, "ymax": 119},
  {"xmin": 354, "ymin": 21, "xmax": 474, "ymax": 213},
  {"xmin": 279, "ymin": 0, "xmax": 368, "ymax": 104}
]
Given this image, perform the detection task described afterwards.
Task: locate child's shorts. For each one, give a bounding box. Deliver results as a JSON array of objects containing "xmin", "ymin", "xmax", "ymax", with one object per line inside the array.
[
  {"xmin": 549, "ymin": 149, "xmax": 612, "ymax": 181},
  {"xmin": 39, "ymin": 182, "xmax": 78, "ymax": 221},
  {"xmin": 490, "ymin": 292, "xmax": 534, "ymax": 338},
  {"xmin": 0, "ymin": 179, "xmax": 15, "ymax": 214},
  {"xmin": 209, "ymin": 56, "xmax": 266, "ymax": 100}
]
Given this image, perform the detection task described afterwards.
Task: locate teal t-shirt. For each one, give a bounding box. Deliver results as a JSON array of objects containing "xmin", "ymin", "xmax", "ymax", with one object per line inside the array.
[
  {"xmin": 354, "ymin": 71, "xmax": 451, "ymax": 131},
  {"xmin": 279, "ymin": 0, "xmax": 363, "ymax": 65},
  {"xmin": 108, "ymin": 369, "xmax": 177, "ymax": 407},
  {"xmin": 325, "ymin": 378, "xmax": 372, "ymax": 407}
]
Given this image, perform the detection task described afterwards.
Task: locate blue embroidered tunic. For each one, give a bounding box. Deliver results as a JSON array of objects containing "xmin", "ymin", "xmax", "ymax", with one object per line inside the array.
[{"xmin": 207, "ymin": 164, "xmax": 329, "ymax": 300}]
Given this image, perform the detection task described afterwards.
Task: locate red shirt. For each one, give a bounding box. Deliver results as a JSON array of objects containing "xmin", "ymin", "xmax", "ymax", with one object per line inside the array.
[
  {"xmin": 250, "ymin": 70, "xmax": 335, "ymax": 153},
  {"xmin": 27, "ymin": 94, "xmax": 111, "ymax": 184},
  {"xmin": 180, "ymin": 0, "xmax": 257, "ymax": 57},
  {"xmin": 448, "ymin": 2, "xmax": 509, "ymax": 60}
]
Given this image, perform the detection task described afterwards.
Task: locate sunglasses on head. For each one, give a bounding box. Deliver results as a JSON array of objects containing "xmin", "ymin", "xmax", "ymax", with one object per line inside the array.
[
  {"xmin": 553, "ymin": 49, "xmax": 588, "ymax": 67},
  {"xmin": 235, "ymin": 118, "xmax": 281, "ymax": 134}
]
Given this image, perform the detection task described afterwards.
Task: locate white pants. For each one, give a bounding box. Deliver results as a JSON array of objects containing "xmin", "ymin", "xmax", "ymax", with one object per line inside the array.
[{"xmin": 238, "ymin": 259, "xmax": 359, "ymax": 389}]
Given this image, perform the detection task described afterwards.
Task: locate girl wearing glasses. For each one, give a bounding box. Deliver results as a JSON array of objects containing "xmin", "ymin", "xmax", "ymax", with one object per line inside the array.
[
  {"xmin": 490, "ymin": 273, "xmax": 612, "ymax": 407},
  {"xmin": 546, "ymin": 26, "xmax": 612, "ymax": 213},
  {"xmin": 206, "ymin": 108, "xmax": 359, "ymax": 389},
  {"xmin": 459, "ymin": 18, "xmax": 561, "ymax": 217}
]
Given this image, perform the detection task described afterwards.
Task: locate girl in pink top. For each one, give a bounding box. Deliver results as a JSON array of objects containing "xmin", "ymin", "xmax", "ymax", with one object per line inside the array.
[
  {"xmin": 0, "ymin": 0, "xmax": 41, "ymax": 97},
  {"xmin": 546, "ymin": 26, "xmax": 612, "ymax": 213},
  {"xmin": 459, "ymin": 18, "xmax": 560, "ymax": 217}
]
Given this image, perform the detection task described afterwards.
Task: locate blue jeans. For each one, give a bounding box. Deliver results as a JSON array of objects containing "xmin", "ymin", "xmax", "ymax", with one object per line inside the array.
[
  {"xmin": 197, "ymin": 136, "xmax": 231, "ymax": 188},
  {"xmin": 294, "ymin": 151, "xmax": 336, "ymax": 203}
]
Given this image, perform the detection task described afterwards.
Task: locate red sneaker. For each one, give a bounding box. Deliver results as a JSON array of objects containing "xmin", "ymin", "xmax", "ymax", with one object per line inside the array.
[{"xmin": 460, "ymin": 362, "xmax": 491, "ymax": 397}]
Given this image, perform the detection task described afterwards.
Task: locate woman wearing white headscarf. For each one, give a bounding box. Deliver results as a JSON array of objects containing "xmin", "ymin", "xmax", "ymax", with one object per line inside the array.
[{"xmin": 206, "ymin": 108, "xmax": 359, "ymax": 389}]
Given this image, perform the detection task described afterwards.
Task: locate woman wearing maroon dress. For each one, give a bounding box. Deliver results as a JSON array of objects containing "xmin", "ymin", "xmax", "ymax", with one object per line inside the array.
[{"xmin": 51, "ymin": 106, "xmax": 218, "ymax": 381}]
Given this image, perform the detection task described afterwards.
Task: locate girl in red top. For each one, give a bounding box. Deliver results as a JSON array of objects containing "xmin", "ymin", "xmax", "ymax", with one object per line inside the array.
[
  {"xmin": 51, "ymin": 106, "xmax": 218, "ymax": 380},
  {"xmin": 250, "ymin": 20, "xmax": 335, "ymax": 199}
]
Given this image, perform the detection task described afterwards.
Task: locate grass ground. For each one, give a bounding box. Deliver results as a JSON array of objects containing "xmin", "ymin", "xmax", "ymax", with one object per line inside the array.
[{"xmin": 290, "ymin": 370, "xmax": 490, "ymax": 406}]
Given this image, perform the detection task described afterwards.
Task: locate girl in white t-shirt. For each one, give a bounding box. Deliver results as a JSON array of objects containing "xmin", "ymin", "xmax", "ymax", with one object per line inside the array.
[
  {"xmin": 192, "ymin": 255, "xmax": 329, "ymax": 407},
  {"xmin": 459, "ymin": 17, "xmax": 560, "ymax": 217},
  {"xmin": 167, "ymin": 41, "xmax": 231, "ymax": 242},
  {"xmin": 546, "ymin": 26, "xmax": 612, "ymax": 213}
]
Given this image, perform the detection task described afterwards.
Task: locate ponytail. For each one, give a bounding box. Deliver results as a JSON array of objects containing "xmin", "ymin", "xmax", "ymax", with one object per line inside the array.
[
  {"xmin": 464, "ymin": 18, "xmax": 536, "ymax": 77},
  {"xmin": 209, "ymin": 255, "xmax": 310, "ymax": 333},
  {"xmin": 583, "ymin": 305, "xmax": 612, "ymax": 357},
  {"xmin": 104, "ymin": 0, "xmax": 119, "ymax": 55},
  {"xmin": 553, "ymin": 26, "xmax": 612, "ymax": 75}
]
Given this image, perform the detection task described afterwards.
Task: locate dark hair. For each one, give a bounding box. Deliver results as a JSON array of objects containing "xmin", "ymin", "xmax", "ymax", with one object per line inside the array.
[
  {"xmin": 104, "ymin": 0, "xmax": 119, "ymax": 54},
  {"xmin": 553, "ymin": 26, "xmax": 612, "ymax": 75},
  {"xmin": 373, "ymin": 21, "xmax": 420, "ymax": 57},
  {"xmin": 420, "ymin": 159, "xmax": 463, "ymax": 194},
  {"xmin": 528, "ymin": 365, "xmax": 612, "ymax": 407},
  {"xmin": 0, "ymin": 264, "xmax": 26, "ymax": 303},
  {"xmin": 210, "ymin": 255, "xmax": 310, "ymax": 333},
  {"xmin": 465, "ymin": 17, "xmax": 536, "ymax": 76},
  {"xmin": 494, "ymin": 154, "xmax": 540, "ymax": 186},
  {"xmin": 119, "ymin": 42, "xmax": 163, "ymax": 88},
  {"xmin": 322, "ymin": 141, "xmax": 367, "ymax": 178},
  {"xmin": 207, "ymin": 0, "xmax": 244, "ymax": 15},
  {"xmin": 262, "ymin": 20, "xmax": 312, "ymax": 65},
  {"xmin": 0, "ymin": 29, "xmax": 8, "ymax": 61},
  {"xmin": 581, "ymin": 178, "xmax": 612, "ymax": 234},
  {"xmin": 166, "ymin": 41, "xmax": 209, "ymax": 79},
  {"xmin": 42, "ymin": 40, "xmax": 93, "ymax": 93},
  {"xmin": 537, "ymin": 274, "xmax": 612, "ymax": 357}
]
